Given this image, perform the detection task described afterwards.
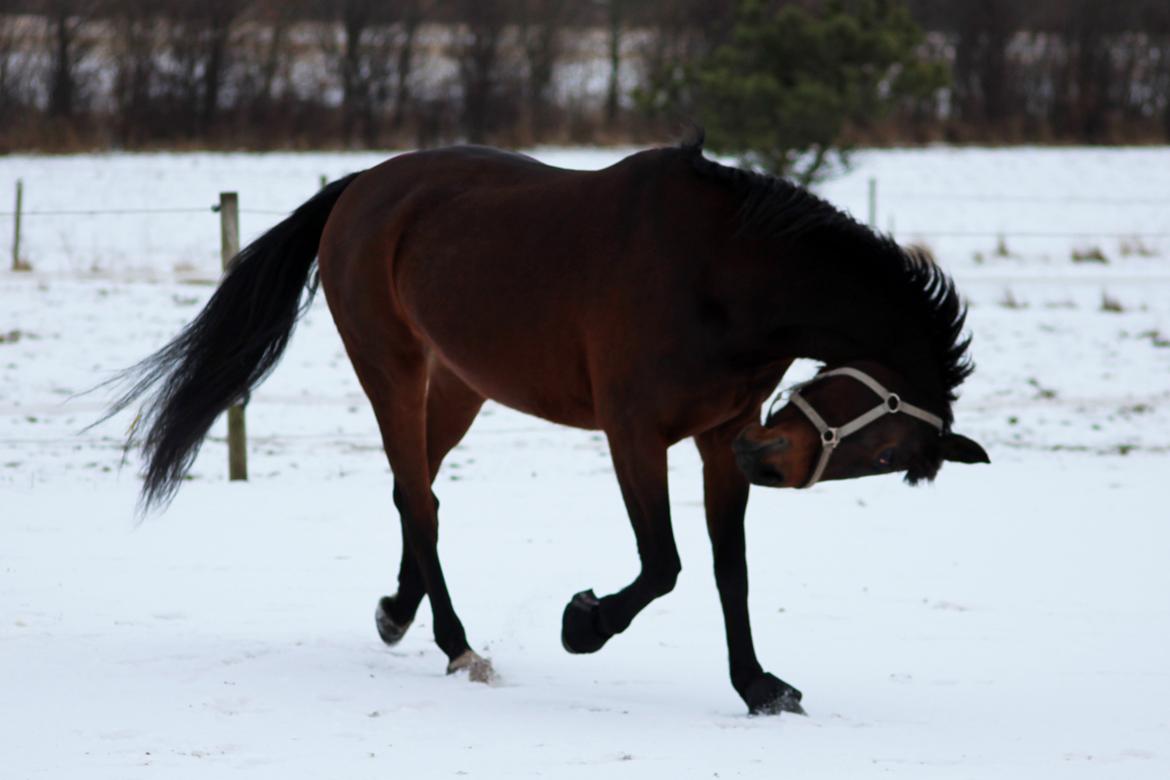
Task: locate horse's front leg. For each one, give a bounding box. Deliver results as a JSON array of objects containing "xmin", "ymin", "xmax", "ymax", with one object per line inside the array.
[
  {"xmin": 695, "ymin": 424, "xmax": 805, "ymax": 715},
  {"xmin": 561, "ymin": 429, "xmax": 680, "ymax": 654}
]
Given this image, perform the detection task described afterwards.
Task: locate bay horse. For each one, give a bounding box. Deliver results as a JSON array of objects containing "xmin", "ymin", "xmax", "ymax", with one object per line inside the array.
[{"xmin": 107, "ymin": 136, "xmax": 988, "ymax": 715}]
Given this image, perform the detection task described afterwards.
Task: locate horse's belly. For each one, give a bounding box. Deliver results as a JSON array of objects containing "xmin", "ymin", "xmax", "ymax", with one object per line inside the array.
[
  {"xmin": 431, "ymin": 340, "xmax": 598, "ymax": 429},
  {"xmin": 473, "ymin": 369, "xmax": 597, "ymax": 429},
  {"xmin": 406, "ymin": 277, "xmax": 598, "ymax": 428}
]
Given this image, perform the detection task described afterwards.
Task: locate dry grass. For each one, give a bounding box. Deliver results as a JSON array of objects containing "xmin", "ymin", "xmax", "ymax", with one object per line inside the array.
[
  {"xmin": 1119, "ymin": 236, "xmax": 1157, "ymax": 257},
  {"xmin": 1100, "ymin": 290, "xmax": 1124, "ymax": 313},
  {"xmin": 1072, "ymin": 245, "xmax": 1108, "ymax": 264},
  {"xmin": 994, "ymin": 234, "xmax": 1011, "ymax": 258},
  {"xmin": 998, "ymin": 288, "xmax": 1027, "ymax": 309}
]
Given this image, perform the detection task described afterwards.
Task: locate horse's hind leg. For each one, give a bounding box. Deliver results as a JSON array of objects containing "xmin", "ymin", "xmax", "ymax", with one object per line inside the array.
[
  {"xmin": 350, "ymin": 348, "xmax": 490, "ymax": 680},
  {"xmin": 376, "ymin": 364, "xmax": 484, "ymax": 648}
]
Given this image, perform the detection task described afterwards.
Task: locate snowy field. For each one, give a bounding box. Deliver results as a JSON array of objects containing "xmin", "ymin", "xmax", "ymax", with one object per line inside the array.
[{"xmin": 2, "ymin": 147, "xmax": 1169, "ymax": 778}]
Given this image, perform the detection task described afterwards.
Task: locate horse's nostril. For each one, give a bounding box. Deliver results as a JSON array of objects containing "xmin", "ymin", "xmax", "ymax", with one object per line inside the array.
[
  {"xmin": 757, "ymin": 464, "xmax": 784, "ymax": 484},
  {"xmin": 731, "ymin": 436, "xmax": 756, "ymax": 457},
  {"xmin": 732, "ymin": 436, "xmax": 790, "ymax": 458}
]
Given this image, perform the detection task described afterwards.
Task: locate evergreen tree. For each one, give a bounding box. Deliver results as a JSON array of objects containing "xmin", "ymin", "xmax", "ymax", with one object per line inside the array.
[{"xmin": 694, "ymin": 0, "xmax": 946, "ymax": 183}]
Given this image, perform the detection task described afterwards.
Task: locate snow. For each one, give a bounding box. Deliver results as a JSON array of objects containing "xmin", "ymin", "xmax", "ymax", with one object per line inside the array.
[{"xmin": 2, "ymin": 147, "xmax": 1169, "ymax": 778}]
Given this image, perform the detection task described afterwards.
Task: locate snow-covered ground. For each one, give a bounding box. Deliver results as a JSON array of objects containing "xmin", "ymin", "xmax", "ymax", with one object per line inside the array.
[{"xmin": 2, "ymin": 148, "xmax": 1169, "ymax": 778}]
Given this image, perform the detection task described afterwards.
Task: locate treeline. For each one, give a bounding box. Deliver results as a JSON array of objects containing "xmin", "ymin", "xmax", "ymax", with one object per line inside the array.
[
  {"xmin": 1, "ymin": 0, "xmax": 1169, "ymax": 152},
  {"xmin": 907, "ymin": 0, "xmax": 1170, "ymax": 143}
]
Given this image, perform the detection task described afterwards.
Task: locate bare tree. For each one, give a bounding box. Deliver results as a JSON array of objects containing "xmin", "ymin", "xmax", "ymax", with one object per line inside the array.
[
  {"xmin": 7, "ymin": 0, "xmax": 1170, "ymax": 150},
  {"xmin": 1142, "ymin": 2, "xmax": 1170, "ymax": 138},
  {"xmin": 42, "ymin": 0, "xmax": 97, "ymax": 119},
  {"xmin": 109, "ymin": 0, "xmax": 162, "ymax": 144},
  {"xmin": 454, "ymin": 0, "xmax": 513, "ymax": 144},
  {"xmin": 951, "ymin": 0, "xmax": 1019, "ymax": 136},
  {"xmin": 228, "ymin": 0, "xmax": 296, "ymax": 129},
  {"xmin": 0, "ymin": 3, "xmax": 38, "ymax": 132},
  {"xmin": 316, "ymin": 0, "xmax": 423, "ymax": 147},
  {"xmin": 518, "ymin": 0, "xmax": 571, "ymax": 140},
  {"xmin": 633, "ymin": 0, "xmax": 734, "ymax": 127},
  {"xmin": 153, "ymin": 0, "xmax": 243, "ymax": 138},
  {"xmin": 391, "ymin": 0, "xmax": 425, "ymax": 131},
  {"xmin": 1044, "ymin": 0, "xmax": 1121, "ymax": 142},
  {"xmin": 200, "ymin": 0, "xmax": 238, "ymax": 132},
  {"xmin": 603, "ymin": 0, "xmax": 623, "ymax": 124}
]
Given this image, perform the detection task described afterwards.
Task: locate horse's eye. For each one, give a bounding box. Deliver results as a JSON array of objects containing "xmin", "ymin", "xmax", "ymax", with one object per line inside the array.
[{"xmin": 876, "ymin": 448, "xmax": 896, "ymax": 468}]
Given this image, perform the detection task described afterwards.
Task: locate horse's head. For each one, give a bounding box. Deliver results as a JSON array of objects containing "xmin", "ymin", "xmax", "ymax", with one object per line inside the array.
[{"xmin": 732, "ymin": 361, "xmax": 989, "ymax": 488}]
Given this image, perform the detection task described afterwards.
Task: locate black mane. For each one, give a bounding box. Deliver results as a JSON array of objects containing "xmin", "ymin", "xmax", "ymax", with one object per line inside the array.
[{"xmin": 679, "ymin": 136, "xmax": 973, "ymax": 433}]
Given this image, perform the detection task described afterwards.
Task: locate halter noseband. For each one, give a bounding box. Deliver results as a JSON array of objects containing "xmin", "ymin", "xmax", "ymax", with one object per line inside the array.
[{"xmin": 776, "ymin": 367, "xmax": 944, "ymax": 488}]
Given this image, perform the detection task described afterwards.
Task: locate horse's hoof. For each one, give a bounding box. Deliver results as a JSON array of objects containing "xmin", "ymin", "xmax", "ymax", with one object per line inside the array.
[
  {"xmin": 561, "ymin": 589, "xmax": 613, "ymax": 654},
  {"xmin": 447, "ymin": 650, "xmax": 495, "ymax": 684},
  {"xmin": 375, "ymin": 596, "xmax": 412, "ymax": 646},
  {"xmin": 744, "ymin": 673, "xmax": 806, "ymax": 716}
]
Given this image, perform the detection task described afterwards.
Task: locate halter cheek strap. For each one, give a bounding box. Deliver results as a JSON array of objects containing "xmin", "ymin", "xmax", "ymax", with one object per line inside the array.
[{"xmin": 787, "ymin": 367, "xmax": 944, "ymax": 488}]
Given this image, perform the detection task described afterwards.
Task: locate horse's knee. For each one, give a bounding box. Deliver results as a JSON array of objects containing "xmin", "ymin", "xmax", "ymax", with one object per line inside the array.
[
  {"xmin": 649, "ymin": 558, "xmax": 681, "ymax": 597},
  {"xmin": 393, "ymin": 484, "xmax": 439, "ymax": 513}
]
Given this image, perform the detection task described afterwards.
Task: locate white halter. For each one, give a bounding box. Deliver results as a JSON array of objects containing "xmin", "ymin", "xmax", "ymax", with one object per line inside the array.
[{"xmin": 776, "ymin": 367, "xmax": 944, "ymax": 488}]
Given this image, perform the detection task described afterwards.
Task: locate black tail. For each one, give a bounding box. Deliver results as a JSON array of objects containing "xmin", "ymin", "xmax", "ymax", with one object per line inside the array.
[{"xmin": 102, "ymin": 172, "xmax": 362, "ymax": 511}]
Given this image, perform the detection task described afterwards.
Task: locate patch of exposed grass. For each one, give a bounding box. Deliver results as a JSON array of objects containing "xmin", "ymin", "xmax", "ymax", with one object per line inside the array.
[
  {"xmin": 1073, "ymin": 245, "xmax": 1108, "ymax": 264},
  {"xmin": 1139, "ymin": 329, "xmax": 1170, "ymax": 348},
  {"xmin": 998, "ymin": 288, "xmax": 1026, "ymax": 309},
  {"xmin": 1100, "ymin": 291, "xmax": 1124, "ymax": 313},
  {"xmin": 1027, "ymin": 377, "xmax": 1058, "ymax": 400},
  {"xmin": 994, "ymin": 235, "xmax": 1011, "ymax": 258},
  {"xmin": 1119, "ymin": 236, "xmax": 1157, "ymax": 257}
]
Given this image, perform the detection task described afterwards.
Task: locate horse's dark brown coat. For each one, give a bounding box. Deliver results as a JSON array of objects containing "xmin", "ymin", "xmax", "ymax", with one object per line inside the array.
[
  {"xmin": 312, "ymin": 144, "xmax": 984, "ymax": 712},
  {"xmin": 111, "ymin": 142, "xmax": 987, "ymax": 714}
]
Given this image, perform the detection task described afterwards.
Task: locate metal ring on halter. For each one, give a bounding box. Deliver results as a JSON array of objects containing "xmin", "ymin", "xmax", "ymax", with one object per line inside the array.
[{"xmin": 886, "ymin": 393, "xmax": 900, "ymax": 412}]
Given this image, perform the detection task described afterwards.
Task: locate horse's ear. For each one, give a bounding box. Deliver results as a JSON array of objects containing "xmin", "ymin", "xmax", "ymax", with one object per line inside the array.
[{"xmin": 940, "ymin": 433, "xmax": 990, "ymax": 464}]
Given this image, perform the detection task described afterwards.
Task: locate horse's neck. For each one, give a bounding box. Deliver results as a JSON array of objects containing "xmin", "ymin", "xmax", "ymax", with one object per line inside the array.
[{"xmin": 738, "ymin": 254, "xmax": 930, "ymax": 383}]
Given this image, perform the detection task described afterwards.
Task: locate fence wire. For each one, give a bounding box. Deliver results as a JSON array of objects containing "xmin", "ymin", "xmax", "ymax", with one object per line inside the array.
[
  {"xmin": 0, "ymin": 207, "xmax": 289, "ymax": 217},
  {"xmin": 4, "ymin": 187, "xmax": 1170, "ymax": 241}
]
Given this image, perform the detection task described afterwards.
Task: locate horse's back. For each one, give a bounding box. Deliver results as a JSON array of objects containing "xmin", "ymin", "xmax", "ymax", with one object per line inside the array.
[
  {"xmin": 319, "ymin": 145, "xmax": 600, "ymax": 289},
  {"xmin": 318, "ymin": 144, "xmax": 695, "ymax": 428}
]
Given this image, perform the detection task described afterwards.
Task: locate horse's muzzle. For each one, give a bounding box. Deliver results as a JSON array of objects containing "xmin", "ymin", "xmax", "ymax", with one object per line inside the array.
[{"xmin": 731, "ymin": 435, "xmax": 790, "ymax": 487}]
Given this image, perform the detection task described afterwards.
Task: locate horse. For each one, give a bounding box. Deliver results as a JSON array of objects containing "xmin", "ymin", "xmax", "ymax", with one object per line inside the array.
[{"xmin": 105, "ymin": 136, "xmax": 989, "ymax": 715}]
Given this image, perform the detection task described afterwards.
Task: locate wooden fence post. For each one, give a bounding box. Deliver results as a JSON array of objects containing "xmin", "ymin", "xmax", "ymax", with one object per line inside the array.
[
  {"xmin": 219, "ymin": 191, "xmax": 247, "ymax": 482},
  {"xmin": 12, "ymin": 179, "xmax": 23, "ymax": 271}
]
